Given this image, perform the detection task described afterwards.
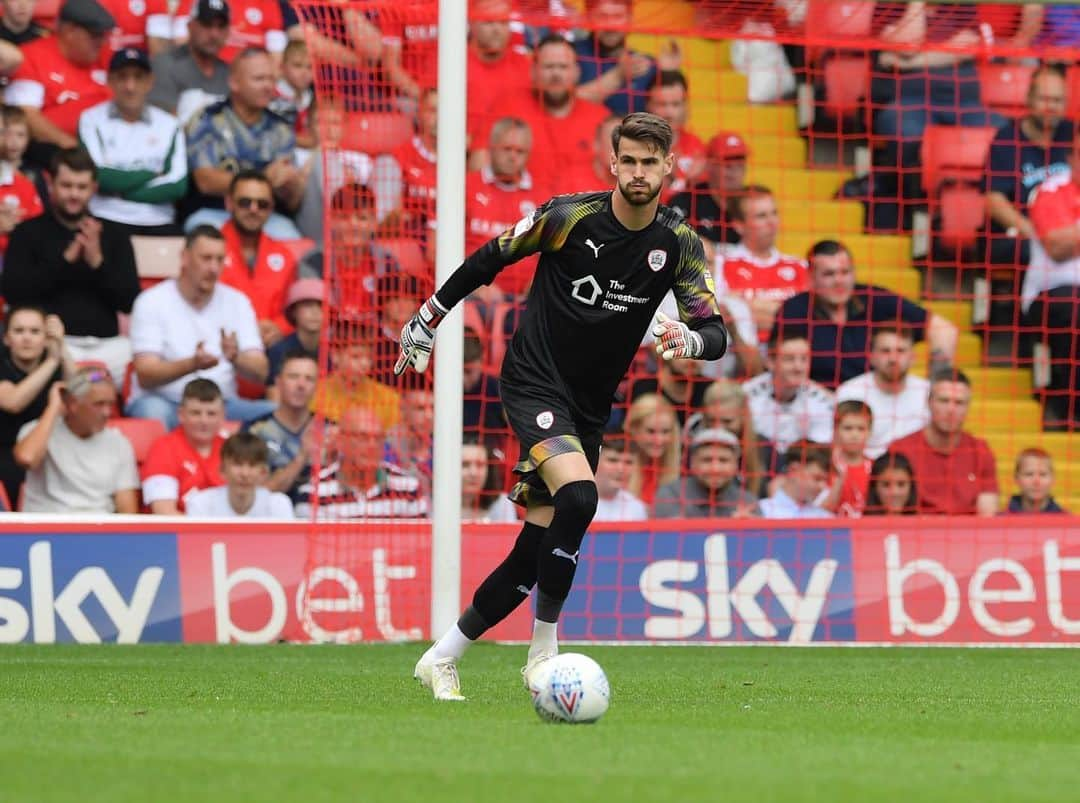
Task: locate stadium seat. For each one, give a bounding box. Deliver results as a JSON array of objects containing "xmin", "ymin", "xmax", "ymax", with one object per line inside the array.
[
  {"xmin": 805, "ymin": 0, "xmax": 875, "ymax": 41},
  {"xmin": 978, "ymin": 63, "xmax": 1034, "ymax": 118},
  {"xmin": 936, "ymin": 184, "xmax": 986, "ymax": 251},
  {"xmin": 374, "ymin": 237, "xmax": 427, "ymax": 277},
  {"xmin": 822, "ymin": 56, "xmax": 870, "ymax": 117},
  {"xmin": 339, "ymin": 112, "xmax": 413, "ymax": 155},
  {"xmin": 131, "ymin": 236, "xmax": 184, "ymax": 280},
  {"xmin": 920, "ymin": 125, "xmax": 998, "ymax": 194},
  {"xmin": 109, "ymin": 417, "xmax": 166, "ymax": 465}
]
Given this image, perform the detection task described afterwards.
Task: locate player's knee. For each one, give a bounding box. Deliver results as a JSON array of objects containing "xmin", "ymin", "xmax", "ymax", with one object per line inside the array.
[{"xmin": 552, "ymin": 480, "xmax": 598, "ymax": 530}]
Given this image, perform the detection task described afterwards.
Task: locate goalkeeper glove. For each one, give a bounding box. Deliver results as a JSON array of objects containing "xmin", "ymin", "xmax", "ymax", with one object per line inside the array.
[
  {"xmin": 652, "ymin": 311, "xmax": 704, "ymax": 361},
  {"xmin": 394, "ymin": 295, "xmax": 449, "ymax": 375}
]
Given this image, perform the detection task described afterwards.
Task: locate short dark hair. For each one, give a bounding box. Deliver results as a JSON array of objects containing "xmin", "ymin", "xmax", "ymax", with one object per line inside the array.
[
  {"xmin": 184, "ymin": 224, "xmax": 225, "ymax": 249},
  {"xmin": 0, "ymin": 105, "xmax": 27, "ymax": 128},
  {"xmin": 228, "ymin": 168, "xmax": 272, "ymax": 196},
  {"xmin": 534, "ymin": 32, "xmax": 574, "ymax": 54},
  {"xmin": 929, "ymin": 366, "xmax": 971, "ymax": 388},
  {"xmin": 3, "ymin": 304, "xmax": 48, "ymax": 333},
  {"xmin": 612, "ymin": 111, "xmax": 673, "ymax": 156},
  {"xmin": 230, "ymin": 46, "xmax": 271, "ymax": 75},
  {"xmin": 870, "ymin": 325, "xmax": 915, "ymax": 347},
  {"xmin": 807, "ymin": 239, "xmax": 852, "ymax": 264},
  {"xmin": 331, "ymin": 182, "xmax": 375, "ymax": 212},
  {"xmin": 181, "ymin": 377, "xmax": 223, "ymax": 403},
  {"xmin": 221, "ymin": 432, "xmax": 270, "ymax": 466},
  {"xmin": 279, "ymin": 350, "xmax": 319, "ymax": 372},
  {"xmin": 653, "ymin": 69, "xmax": 688, "ymax": 92},
  {"xmin": 768, "ymin": 324, "xmax": 809, "ymax": 352},
  {"xmin": 726, "ymin": 184, "xmax": 772, "ymax": 223},
  {"xmin": 835, "ymin": 399, "xmax": 872, "ymax": 424},
  {"xmin": 783, "ymin": 440, "xmax": 831, "ymax": 473},
  {"xmin": 463, "ymin": 330, "xmax": 485, "ymax": 364},
  {"xmin": 50, "ymin": 147, "xmax": 97, "ymax": 180},
  {"xmin": 601, "ymin": 432, "xmax": 632, "ymax": 454}
]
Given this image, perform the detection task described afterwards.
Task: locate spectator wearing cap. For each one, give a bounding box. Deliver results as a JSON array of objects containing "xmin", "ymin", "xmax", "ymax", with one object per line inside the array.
[
  {"xmin": 3, "ymin": 0, "xmax": 115, "ymax": 155},
  {"xmin": 78, "ymin": 48, "xmax": 188, "ymax": 237},
  {"xmin": 266, "ymin": 278, "xmax": 322, "ymax": 390},
  {"xmin": 147, "ymin": 0, "xmax": 230, "ymax": 123},
  {"xmin": 668, "ymin": 131, "xmax": 748, "ymax": 250},
  {"xmin": 13, "ymin": 365, "xmax": 140, "ymax": 514},
  {"xmin": 172, "ymin": 0, "xmax": 286, "ymax": 65},
  {"xmin": 0, "ymin": 0, "xmax": 51, "ymax": 46},
  {"xmin": 126, "ymin": 224, "xmax": 273, "ymax": 430},
  {"xmin": 654, "ymin": 428, "xmax": 756, "ymax": 519},
  {"xmin": 3, "ymin": 147, "xmax": 141, "ymax": 386},
  {"xmin": 218, "ymin": 169, "xmax": 298, "ymax": 349},
  {"xmin": 183, "ymin": 46, "xmax": 304, "ymax": 238}
]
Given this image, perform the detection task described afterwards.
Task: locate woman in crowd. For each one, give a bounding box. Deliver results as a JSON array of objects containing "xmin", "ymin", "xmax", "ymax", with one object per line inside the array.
[
  {"xmin": 624, "ymin": 393, "xmax": 680, "ymax": 506},
  {"xmin": 461, "ymin": 436, "xmax": 518, "ymax": 522},
  {"xmin": 864, "ymin": 452, "xmax": 918, "ymax": 516}
]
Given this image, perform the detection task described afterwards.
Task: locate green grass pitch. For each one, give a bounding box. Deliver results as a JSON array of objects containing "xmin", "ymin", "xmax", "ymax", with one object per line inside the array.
[{"xmin": 3, "ymin": 644, "xmax": 1079, "ymax": 803}]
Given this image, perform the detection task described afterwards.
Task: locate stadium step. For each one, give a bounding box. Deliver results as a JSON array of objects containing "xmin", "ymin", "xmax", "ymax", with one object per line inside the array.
[
  {"xmin": 924, "ymin": 300, "xmax": 973, "ymax": 329},
  {"xmin": 778, "ymin": 199, "xmax": 863, "ymax": 235},
  {"xmin": 631, "ymin": 0, "xmax": 698, "ymax": 29},
  {"xmin": 965, "ymin": 367, "xmax": 1032, "ymax": 399},
  {"xmin": 690, "ymin": 103, "xmax": 798, "ymax": 139},
  {"xmin": 684, "ymin": 69, "xmax": 751, "ymax": 103},
  {"xmin": 748, "ymin": 166, "xmax": 847, "ymax": 201},
  {"xmin": 914, "ymin": 332, "xmax": 982, "ymax": 367}
]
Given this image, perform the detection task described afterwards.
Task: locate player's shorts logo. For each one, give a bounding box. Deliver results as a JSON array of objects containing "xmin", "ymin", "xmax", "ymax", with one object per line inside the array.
[
  {"xmin": 647, "ymin": 249, "xmax": 667, "ymax": 271},
  {"xmin": 536, "ymin": 411, "xmax": 554, "ymax": 430},
  {"xmin": 570, "ymin": 275, "xmax": 602, "ymax": 306}
]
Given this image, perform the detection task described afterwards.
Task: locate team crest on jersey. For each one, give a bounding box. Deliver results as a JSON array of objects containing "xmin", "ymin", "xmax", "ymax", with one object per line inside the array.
[
  {"xmin": 91, "ymin": 70, "xmax": 107, "ymax": 85},
  {"xmin": 536, "ymin": 411, "xmax": 554, "ymax": 430},
  {"xmin": 519, "ymin": 200, "xmax": 536, "ymax": 217},
  {"xmin": 513, "ymin": 210, "xmax": 537, "ymax": 236},
  {"xmin": 647, "ymin": 249, "xmax": 667, "ymax": 271},
  {"xmin": 129, "ymin": 0, "xmax": 145, "ymax": 15},
  {"xmin": 267, "ymin": 253, "xmax": 286, "ymax": 271},
  {"xmin": 246, "ymin": 7, "xmax": 263, "ymax": 24},
  {"xmin": 778, "ymin": 266, "xmax": 797, "ymax": 281}
]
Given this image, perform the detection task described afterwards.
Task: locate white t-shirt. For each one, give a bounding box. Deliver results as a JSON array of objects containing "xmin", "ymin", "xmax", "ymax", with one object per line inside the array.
[
  {"xmin": 18, "ymin": 418, "xmax": 140, "ymax": 513},
  {"xmin": 835, "ymin": 371, "xmax": 930, "ymax": 458},
  {"xmin": 185, "ymin": 486, "xmax": 295, "ymax": 518},
  {"xmin": 594, "ymin": 488, "xmax": 649, "ymax": 521},
  {"xmin": 743, "ymin": 371, "xmax": 835, "ymax": 452},
  {"xmin": 128, "ymin": 279, "xmax": 264, "ymax": 403}
]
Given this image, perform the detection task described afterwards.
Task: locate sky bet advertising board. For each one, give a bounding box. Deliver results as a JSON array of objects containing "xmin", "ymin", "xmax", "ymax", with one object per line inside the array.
[{"xmin": 0, "ymin": 517, "xmax": 1078, "ymax": 645}]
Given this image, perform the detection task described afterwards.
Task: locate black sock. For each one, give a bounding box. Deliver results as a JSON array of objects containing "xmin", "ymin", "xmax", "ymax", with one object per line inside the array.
[
  {"xmin": 462, "ymin": 521, "xmax": 546, "ymax": 638},
  {"xmin": 535, "ymin": 481, "xmax": 597, "ymax": 623}
]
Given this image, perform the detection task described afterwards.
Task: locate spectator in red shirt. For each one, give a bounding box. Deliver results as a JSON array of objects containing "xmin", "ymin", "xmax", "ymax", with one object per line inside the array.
[
  {"xmin": 100, "ymin": 0, "xmax": 170, "ymax": 54},
  {"xmin": 141, "ymin": 377, "xmax": 228, "ymax": 514},
  {"xmin": 646, "ymin": 70, "xmax": 705, "ymax": 199},
  {"xmin": 466, "ymin": 0, "xmax": 532, "ymax": 151},
  {"xmin": 557, "ymin": 113, "xmax": 620, "ymax": 194},
  {"xmin": 0, "ymin": 107, "xmax": 44, "ymax": 256},
  {"xmin": 3, "ymin": 0, "xmax": 115, "ymax": 156},
  {"xmin": 820, "ymin": 399, "xmax": 873, "ymax": 517},
  {"xmin": 383, "ymin": 87, "xmax": 437, "ymax": 244},
  {"xmin": 173, "ymin": 0, "xmax": 286, "ymax": 64},
  {"xmin": 473, "ymin": 34, "xmax": 609, "ymax": 196},
  {"xmin": 220, "ymin": 169, "xmax": 298, "ymax": 349},
  {"xmin": 889, "ymin": 367, "xmax": 999, "ymax": 517}
]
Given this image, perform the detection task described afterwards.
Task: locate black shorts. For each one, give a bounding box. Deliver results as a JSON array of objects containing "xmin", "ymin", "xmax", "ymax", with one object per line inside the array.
[{"xmin": 500, "ymin": 380, "xmax": 602, "ymax": 509}]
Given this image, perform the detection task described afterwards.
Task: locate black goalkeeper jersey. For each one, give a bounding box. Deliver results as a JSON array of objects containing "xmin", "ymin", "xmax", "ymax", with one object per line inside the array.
[{"xmin": 437, "ymin": 191, "xmax": 726, "ymax": 428}]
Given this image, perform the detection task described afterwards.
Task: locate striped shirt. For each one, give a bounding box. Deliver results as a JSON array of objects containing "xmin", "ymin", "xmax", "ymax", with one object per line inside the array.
[{"xmin": 294, "ymin": 461, "xmax": 430, "ymax": 520}]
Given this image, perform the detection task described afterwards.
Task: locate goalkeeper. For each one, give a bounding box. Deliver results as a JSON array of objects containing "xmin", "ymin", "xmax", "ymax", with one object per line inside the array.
[{"xmin": 398, "ymin": 112, "xmax": 727, "ymax": 700}]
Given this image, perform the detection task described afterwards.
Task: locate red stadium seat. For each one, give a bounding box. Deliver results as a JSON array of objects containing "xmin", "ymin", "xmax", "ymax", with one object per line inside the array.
[
  {"xmin": 109, "ymin": 417, "xmax": 166, "ymax": 466},
  {"xmin": 920, "ymin": 125, "xmax": 998, "ymax": 194},
  {"xmin": 805, "ymin": 0, "xmax": 874, "ymax": 42},
  {"xmin": 936, "ymin": 184, "xmax": 986, "ymax": 250},
  {"xmin": 131, "ymin": 235, "xmax": 183, "ymax": 280},
  {"xmin": 340, "ymin": 112, "xmax": 413, "ymax": 155},
  {"xmin": 823, "ymin": 56, "xmax": 870, "ymax": 116},
  {"xmin": 31, "ymin": 0, "xmax": 60, "ymax": 24},
  {"xmin": 978, "ymin": 63, "xmax": 1034, "ymax": 118},
  {"xmin": 374, "ymin": 237, "xmax": 427, "ymax": 277}
]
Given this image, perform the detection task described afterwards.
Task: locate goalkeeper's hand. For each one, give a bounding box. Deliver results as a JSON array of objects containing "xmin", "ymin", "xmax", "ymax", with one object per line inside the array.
[
  {"xmin": 394, "ymin": 295, "xmax": 449, "ymax": 375},
  {"xmin": 652, "ymin": 311, "xmax": 704, "ymax": 361}
]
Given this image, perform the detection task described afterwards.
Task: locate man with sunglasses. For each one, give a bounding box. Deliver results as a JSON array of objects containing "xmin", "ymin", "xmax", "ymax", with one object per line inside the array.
[{"xmin": 219, "ymin": 169, "xmax": 298, "ymax": 349}]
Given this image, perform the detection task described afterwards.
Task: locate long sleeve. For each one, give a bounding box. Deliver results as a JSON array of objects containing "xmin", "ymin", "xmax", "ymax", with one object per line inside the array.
[
  {"xmin": 126, "ymin": 127, "xmax": 189, "ymax": 204},
  {"xmin": 1, "ymin": 217, "xmax": 65, "ymax": 305},
  {"xmin": 96, "ymin": 223, "xmax": 141, "ymax": 314},
  {"xmin": 673, "ymin": 224, "xmax": 728, "ymax": 361}
]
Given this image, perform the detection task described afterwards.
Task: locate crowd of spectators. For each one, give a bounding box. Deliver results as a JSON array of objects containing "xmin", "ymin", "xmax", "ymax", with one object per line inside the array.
[{"xmin": 0, "ymin": 0, "xmax": 1069, "ymax": 520}]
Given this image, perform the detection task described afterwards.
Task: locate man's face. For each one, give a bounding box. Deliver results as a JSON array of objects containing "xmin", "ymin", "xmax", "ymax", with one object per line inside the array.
[
  {"xmin": 928, "ymin": 380, "xmax": 971, "ymax": 435},
  {"xmin": 403, "ymin": 390, "xmax": 434, "ymax": 435},
  {"xmin": 291, "ymin": 300, "xmax": 323, "ymax": 335},
  {"xmin": 48, "ymin": 164, "xmax": 95, "ymax": 221},
  {"xmin": 708, "ymin": 156, "xmax": 746, "ymax": 194},
  {"xmin": 382, "ymin": 296, "xmax": 416, "ymax": 336},
  {"xmin": 870, "ymin": 331, "xmax": 913, "ymax": 384},
  {"xmin": 532, "ymin": 41, "xmax": 578, "ymax": 105},
  {"xmin": 229, "ymin": 52, "xmax": 276, "ymax": 111},
  {"xmin": 181, "ymin": 235, "xmax": 226, "ymax": 295},
  {"xmin": 647, "ymin": 84, "xmax": 688, "ymax": 129},
  {"xmin": 490, "ymin": 126, "xmax": 531, "ymax": 181},
  {"xmin": 276, "ymin": 357, "xmax": 318, "ymax": 410},
  {"xmin": 462, "ymin": 358, "xmax": 484, "ymax": 391},
  {"xmin": 810, "ymin": 250, "xmax": 856, "ymax": 308},
  {"xmin": 613, "ymin": 136, "xmax": 671, "ymax": 207},
  {"xmin": 228, "ymin": 178, "xmax": 274, "ymax": 236},
  {"xmin": 331, "ymin": 344, "xmax": 372, "ymax": 377},
  {"xmin": 178, "ymin": 397, "xmax": 225, "ymax": 445},
  {"xmin": 108, "ymin": 66, "xmax": 153, "ymax": 120},
  {"xmin": 771, "ymin": 338, "xmax": 810, "ymax": 394},
  {"xmin": 339, "ymin": 408, "xmax": 384, "ymax": 473},
  {"xmin": 222, "ymin": 459, "xmax": 268, "ymax": 491},
  {"xmin": 1, "ymin": 0, "xmax": 34, "ymax": 28},
  {"xmin": 594, "ymin": 447, "xmax": 636, "ymax": 495},
  {"xmin": 188, "ymin": 17, "xmax": 229, "ymax": 58},
  {"xmin": 67, "ymin": 384, "xmax": 116, "ymax": 435},
  {"xmin": 789, "ymin": 462, "xmax": 828, "ymax": 505},
  {"xmin": 590, "ymin": 0, "xmax": 630, "ymax": 50},
  {"xmin": 4, "ymin": 309, "xmax": 46, "ymax": 363},
  {"xmin": 1028, "ymin": 72, "xmax": 1067, "ymax": 133},
  {"xmin": 734, "ymin": 194, "xmax": 779, "ymax": 252},
  {"xmin": 1, "ymin": 119, "xmax": 28, "ymax": 163},
  {"xmin": 470, "ymin": 0, "xmax": 511, "ymax": 56},
  {"xmin": 59, "ymin": 23, "xmax": 108, "ymax": 67},
  {"xmin": 704, "ymin": 399, "xmax": 742, "ymax": 433},
  {"xmin": 690, "ymin": 444, "xmax": 739, "ymax": 491}
]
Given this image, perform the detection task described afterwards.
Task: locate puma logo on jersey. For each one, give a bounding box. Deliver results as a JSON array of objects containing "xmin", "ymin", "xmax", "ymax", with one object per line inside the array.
[
  {"xmin": 585, "ymin": 238, "xmax": 605, "ymax": 258},
  {"xmin": 552, "ymin": 548, "xmax": 579, "ymax": 565}
]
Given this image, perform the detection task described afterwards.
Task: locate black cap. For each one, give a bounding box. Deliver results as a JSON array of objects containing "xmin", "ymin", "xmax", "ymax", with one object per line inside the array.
[
  {"xmin": 190, "ymin": 0, "xmax": 230, "ymax": 24},
  {"xmin": 108, "ymin": 48, "xmax": 152, "ymax": 73},
  {"xmin": 59, "ymin": 0, "xmax": 116, "ymax": 33}
]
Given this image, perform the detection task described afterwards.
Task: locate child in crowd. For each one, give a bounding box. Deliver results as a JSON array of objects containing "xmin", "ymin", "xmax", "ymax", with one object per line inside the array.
[
  {"xmin": 593, "ymin": 433, "xmax": 648, "ymax": 521},
  {"xmin": 185, "ymin": 433, "xmax": 295, "ymax": 518},
  {"xmin": 0, "ymin": 106, "xmax": 44, "ymax": 254},
  {"xmin": 1006, "ymin": 448, "xmax": 1067, "ymax": 514},
  {"xmin": 754, "ymin": 439, "xmax": 833, "ymax": 519},
  {"xmin": 864, "ymin": 452, "xmax": 918, "ymax": 516},
  {"xmin": 820, "ymin": 400, "xmax": 873, "ymax": 517},
  {"xmin": 272, "ymin": 40, "xmax": 315, "ymax": 148}
]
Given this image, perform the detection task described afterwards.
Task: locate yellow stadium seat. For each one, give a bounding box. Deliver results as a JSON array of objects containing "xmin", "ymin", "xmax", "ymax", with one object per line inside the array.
[
  {"xmin": 778, "ymin": 199, "xmax": 863, "ymax": 234},
  {"xmin": 965, "ymin": 367, "xmax": 1033, "ymax": 399},
  {"xmin": 924, "ymin": 300, "xmax": 972, "ymax": 329},
  {"xmin": 691, "ymin": 103, "xmax": 799, "ymax": 138},
  {"xmin": 747, "ymin": 167, "xmax": 847, "ymax": 201}
]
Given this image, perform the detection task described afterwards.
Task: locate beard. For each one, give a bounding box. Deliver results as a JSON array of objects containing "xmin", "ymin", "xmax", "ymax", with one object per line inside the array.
[
  {"xmin": 541, "ymin": 88, "xmax": 571, "ymax": 109},
  {"xmin": 53, "ymin": 201, "xmax": 87, "ymax": 226},
  {"xmin": 618, "ymin": 179, "xmax": 661, "ymax": 207}
]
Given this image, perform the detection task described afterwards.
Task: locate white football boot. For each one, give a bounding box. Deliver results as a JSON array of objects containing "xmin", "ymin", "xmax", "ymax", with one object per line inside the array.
[
  {"xmin": 520, "ymin": 649, "xmax": 557, "ymax": 690},
  {"xmin": 414, "ymin": 650, "xmax": 466, "ymax": 701}
]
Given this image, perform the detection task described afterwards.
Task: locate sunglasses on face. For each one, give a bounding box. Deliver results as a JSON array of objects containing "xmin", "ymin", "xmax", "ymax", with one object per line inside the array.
[{"xmin": 236, "ymin": 197, "xmax": 272, "ymax": 210}]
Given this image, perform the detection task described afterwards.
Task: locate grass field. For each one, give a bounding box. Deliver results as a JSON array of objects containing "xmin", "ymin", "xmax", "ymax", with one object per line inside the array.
[{"xmin": 3, "ymin": 644, "xmax": 1080, "ymax": 803}]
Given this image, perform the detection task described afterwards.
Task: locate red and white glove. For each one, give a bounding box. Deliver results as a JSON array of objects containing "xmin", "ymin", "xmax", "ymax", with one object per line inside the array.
[
  {"xmin": 394, "ymin": 296, "xmax": 449, "ymax": 375},
  {"xmin": 652, "ymin": 311, "xmax": 704, "ymax": 361}
]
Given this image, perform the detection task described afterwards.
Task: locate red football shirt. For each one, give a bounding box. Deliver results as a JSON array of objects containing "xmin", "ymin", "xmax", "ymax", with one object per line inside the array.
[
  {"xmin": 666, "ymin": 129, "xmax": 706, "ymax": 198},
  {"xmin": 464, "ymin": 167, "xmax": 547, "ymax": 296},
  {"xmin": 141, "ymin": 429, "xmax": 226, "ymax": 511},
  {"xmin": 174, "ymin": 0, "xmax": 286, "ymax": 61},
  {"xmin": 379, "ymin": 6, "xmax": 439, "ymax": 91},
  {"xmin": 466, "ymin": 46, "xmax": 533, "ymax": 150},
  {"xmin": 1030, "ymin": 174, "xmax": 1080, "ymax": 237},
  {"xmin": 220, "ymin": 220, "xmax": 298, "ymax": 334},
  {"xmin": 834, "ymin": 456, "xmax": 872, "ymax": 518},
  {"xmin": 5, "ymin": 37, "xmax": 112, "ymax": 137},
  {"xmin": 889, "ymin": 430, "xmax": 999, "ymax": 515},
  {"xmin": 0, "ymin": 166, "xmax": 44, "ymax": 254},
  {"xmin": 393, "ymin": 135, "xmax": 438, "ymax": 231},
  {"xmin": 716, "ymin": 244, "xmax": 809, "ymax": 340},
  {"xmin": 100, "ymin": 0, "xmax": 170, "ymax": 51}
]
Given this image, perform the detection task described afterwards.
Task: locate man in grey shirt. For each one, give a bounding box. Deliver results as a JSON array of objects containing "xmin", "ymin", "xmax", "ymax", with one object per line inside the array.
[
  {"xmin": 654, "ymin": 428, "xmax": 757, "ymax": 518},
  {"xmin": 148, "ymin": 0, "xmax": 230, "ymax": 123}
]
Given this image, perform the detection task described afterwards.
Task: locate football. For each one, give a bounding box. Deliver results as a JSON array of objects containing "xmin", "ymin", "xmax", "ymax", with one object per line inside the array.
[{"xmin": 528, "ymin": 653, "xmax": 610, "ymax": 724}]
